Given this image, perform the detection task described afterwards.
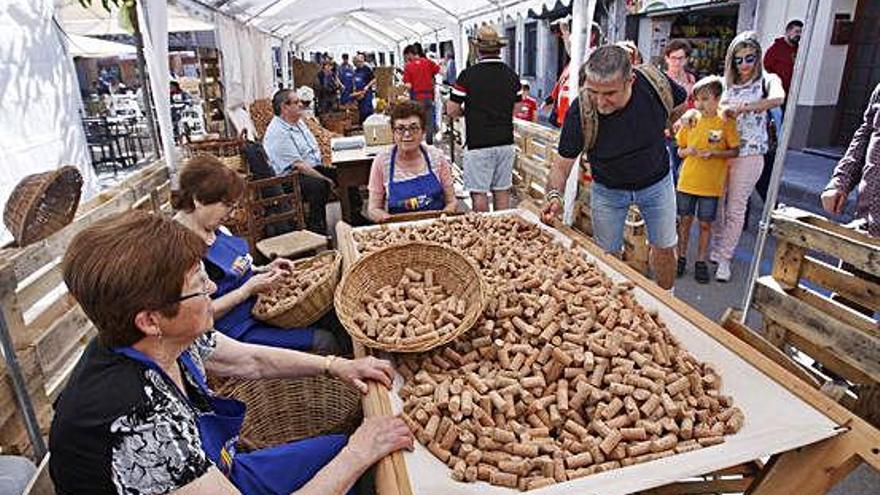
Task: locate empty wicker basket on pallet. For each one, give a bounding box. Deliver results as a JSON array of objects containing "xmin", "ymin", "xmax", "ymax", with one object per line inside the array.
[
  {"xmin": 216, "ymin": 375, "xmax": 361, "ymax": 450},
  {"xmin": 335, "ymin": 242, "xmax": 485, "ymax": 353},
  {"xmin": 252, "ymin": 250, "xmax": 341, "ymax": 328},
  {"xmin": 3, "ymin": 166, "xmax": 83, "ymax": 247}
]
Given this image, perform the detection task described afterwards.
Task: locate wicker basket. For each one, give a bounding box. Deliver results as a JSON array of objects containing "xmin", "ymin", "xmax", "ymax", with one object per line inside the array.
[
  {"xmin": 335, "ymin": 242, "xmax": 485, "ymax": 353},
  {"xmin": 216, "ymin": 375, "xmax": 361, "ymax": 450},
  {"xmin": 3, "ymin": 166, "xmax": 83, "ymax": 247},
  {"xmin": 252, "ymin": 250, "xmax": 342, "ymax": 328}
]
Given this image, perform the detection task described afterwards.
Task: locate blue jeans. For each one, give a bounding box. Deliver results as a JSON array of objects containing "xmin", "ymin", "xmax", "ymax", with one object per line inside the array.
[
  {"xmin": 590, "ymin": 171, "xmax": 678, "ymax": 253},
  {"xmin": 676, "ymin": 191, "xmax": 719, "ymax": 222}
]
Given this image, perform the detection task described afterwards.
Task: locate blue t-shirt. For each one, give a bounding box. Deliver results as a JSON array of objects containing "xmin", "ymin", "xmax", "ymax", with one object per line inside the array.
[{"xmin": 558, "ymin": 71, "xmax": 687, "ymax": 190}]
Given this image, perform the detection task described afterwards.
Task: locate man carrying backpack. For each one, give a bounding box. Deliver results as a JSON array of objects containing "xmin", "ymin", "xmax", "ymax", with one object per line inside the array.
[{"xmin": 542, "ymin": 45, "xmax": 688, "ymax": 290}]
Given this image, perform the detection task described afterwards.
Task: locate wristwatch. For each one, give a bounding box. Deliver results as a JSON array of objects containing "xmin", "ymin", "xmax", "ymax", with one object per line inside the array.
[{"xmin": 545, "ymin": 189, "xmax": 562, "ymax": 204}]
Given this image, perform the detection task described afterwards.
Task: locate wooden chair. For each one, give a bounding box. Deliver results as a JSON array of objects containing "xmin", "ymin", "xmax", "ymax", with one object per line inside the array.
[{"xmin": 241, "ymin": 172, "xmax": 307, "ymax": 255}]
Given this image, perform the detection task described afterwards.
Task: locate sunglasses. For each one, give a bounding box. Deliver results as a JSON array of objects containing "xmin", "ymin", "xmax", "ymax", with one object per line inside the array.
[
  {"xmin": 393, "ymin": 124, "xmax": 422, "ymax": 135},
  {"xmin": 734, "ymin": 54, "xmax": 757, "ymax": 66}
]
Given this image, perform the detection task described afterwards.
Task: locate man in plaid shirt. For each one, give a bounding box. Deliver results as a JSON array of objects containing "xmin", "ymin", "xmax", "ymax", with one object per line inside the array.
[{"xmin": 822, "ymin": 83, "xmax": 879, "ymax": 237}]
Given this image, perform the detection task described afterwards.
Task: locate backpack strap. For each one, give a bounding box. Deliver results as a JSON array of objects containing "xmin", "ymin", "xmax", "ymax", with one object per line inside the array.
[
  {"xmin": 578, "ymin": 85, "xmax": 598, "ymax": 152},
  {"xmin": 635, "ymin": 64, "xmax": 674, "ymax": 116}
]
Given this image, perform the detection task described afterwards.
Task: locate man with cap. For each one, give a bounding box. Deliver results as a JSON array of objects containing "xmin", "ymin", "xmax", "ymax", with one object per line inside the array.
[{"xmin": 447, "ymin": 25, "xmax": 521, "ymax": 212}]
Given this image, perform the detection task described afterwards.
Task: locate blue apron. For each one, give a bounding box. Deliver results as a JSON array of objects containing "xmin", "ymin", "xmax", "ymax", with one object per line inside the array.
[
  {"xmin": 387, "ymin": 145, "xmax": 445, "ymax": 214},
  {"xmin": 206, "ymin": 230, "xmax": 315, "ymax": 351},
  {"xmin": 353, "ymin": 67, "xmax": 373, "ymax": 122},
  {"xmin": 112, "ymin": 346, "xmax": 350, "ymax": 495},
  {"xmin": 339, "ymin": 64, "xmax": 355, "ymax": 104}
]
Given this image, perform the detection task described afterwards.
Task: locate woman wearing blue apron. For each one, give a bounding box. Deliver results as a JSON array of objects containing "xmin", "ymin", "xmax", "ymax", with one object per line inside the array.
[
  {"xmin": 173, "ymin": 155, "xmax": 339, "ymax": 353},
  {"xmin": 365, "ymin": 100, "xmax": 458, "ymax": 222},
  {"xmin": 351, "ymin": 54, "xmax": 375, "ymax": 123},
  {"xmin": 49, "ymin": 210, "xmax": 412, "ymax": 495}
]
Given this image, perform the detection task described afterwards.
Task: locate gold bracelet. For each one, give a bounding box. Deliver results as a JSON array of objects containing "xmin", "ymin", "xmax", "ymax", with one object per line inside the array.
[{"xmin": 323, "ymin": 355, "xmax": 339, "ymax": 376}]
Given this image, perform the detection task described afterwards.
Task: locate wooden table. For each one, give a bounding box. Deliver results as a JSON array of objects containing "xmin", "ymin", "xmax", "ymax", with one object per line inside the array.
[
  {"xmin": 335, "ymin": 200, "xmax": 880, "ymax": 495},
  {"xmin": 331, "ymin": 141, "xmax": 391, "ymax": 222}
]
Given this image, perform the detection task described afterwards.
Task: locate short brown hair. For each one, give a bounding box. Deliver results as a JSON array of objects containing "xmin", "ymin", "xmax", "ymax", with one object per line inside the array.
[
  {"xmin": 389, "ymin": 100, "xmax": 427, "ymax": 130},
  {"xmin": 62, "ymin": 211, "xmax": 206, "ymax": 348},
  {"xmin": 693, "ymin": 75, "xmax": 724, "ymax": 99},
  {"xmin": 174, "ymin": 155, "xmax": 245, "ymax": 212},
  {"xmin": 664, "ymin": 39, "xmax": 692, "ymax": 57}
]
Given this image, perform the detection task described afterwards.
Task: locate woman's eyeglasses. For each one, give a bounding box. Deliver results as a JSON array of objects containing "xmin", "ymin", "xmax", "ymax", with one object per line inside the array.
[
  {"xmin": 734, "ymin": 54, "xmax": 757, "ymax": 66},
  {"xmin": 171, "ymin": 264, "xmax": 213, "ymax": 304},
  {"xmin": 393, "ymin": 124, "xmax": 422, "ymax": 135}
]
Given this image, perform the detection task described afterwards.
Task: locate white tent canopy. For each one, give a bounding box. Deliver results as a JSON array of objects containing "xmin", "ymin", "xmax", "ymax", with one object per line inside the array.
[
  {"xmin": 193, "ymin": 0, "xmax": 572, "ymax": 57},
  {"xmin": 66, "ymin": 33, "xmax": 136, "ymax": 58},
  {"xmin": 56, "ymin": 0, "xmax": 215, "ymax": 36}
]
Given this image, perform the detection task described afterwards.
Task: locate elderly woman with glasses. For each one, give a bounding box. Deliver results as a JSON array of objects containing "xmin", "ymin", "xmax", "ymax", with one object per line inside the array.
[
  {"xmin": 366, "ymin": 100, "xmax": 457, "ymax": 222},
  {"xmin": 49, "ymin": 211, "xmax": 412, "ymax": 495},
  {"xmin": 683, "ymin": 31, "xmax": 784, "ymax": 282},
  {"xmin": 173, "ymin": 155, "xmax": 340, "ymax": 353}
]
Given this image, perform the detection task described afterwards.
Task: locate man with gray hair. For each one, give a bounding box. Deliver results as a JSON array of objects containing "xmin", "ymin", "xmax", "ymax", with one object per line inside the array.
[{"xmin": 542, "ymin": 45, "xmax": 688, "ymax": 290}]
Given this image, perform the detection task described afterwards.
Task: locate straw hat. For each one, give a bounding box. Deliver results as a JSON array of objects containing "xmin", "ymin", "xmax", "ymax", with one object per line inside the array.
[
  {"xmin": 296, "ymin": 85, "xmax": 314, "ymax": 103},
  {"xmin": 474, "ymin": 25, "xmax": 507, "ymax": 50}
]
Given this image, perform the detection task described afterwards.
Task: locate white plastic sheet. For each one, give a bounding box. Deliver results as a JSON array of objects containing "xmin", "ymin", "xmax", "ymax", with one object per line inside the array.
[
  {"xmin": 0, "ymin": 0, "xmax": 96, "ymax": 244},
  {"xmin": 351, "ymin": 209, "xmax": 841, "ymax": 495}
]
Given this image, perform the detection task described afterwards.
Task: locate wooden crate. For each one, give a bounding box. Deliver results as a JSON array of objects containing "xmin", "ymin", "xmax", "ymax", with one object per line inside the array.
[
  {"xmin": 751, "ymin": 206, "xmax": 879, "ymax": 427},
  {"xmin": 0, "ymin": 162, "xmax": 171, "ymax": 456}
]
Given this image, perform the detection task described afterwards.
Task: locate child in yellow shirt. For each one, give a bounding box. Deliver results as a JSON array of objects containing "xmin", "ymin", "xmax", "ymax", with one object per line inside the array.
[{"xmin": 676, "ymin": 76, "xmax": 740, "ymax": 283}]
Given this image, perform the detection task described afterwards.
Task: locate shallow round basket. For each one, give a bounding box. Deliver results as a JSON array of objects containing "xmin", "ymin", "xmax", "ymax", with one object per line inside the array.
[
  {"xmin": 252, "ymin": 250, "xmax": 342, "ymax": 328},
  {"xmin": 216, "ymin": 375, "xmax": 361, "ymax": 450},
  {"xmin": 335, "ymin": 242, "xmax": 485, "ymax": 353},
  {"xmin": 3, "ymin": 166, "xmax": 83, "ymax": 247}
]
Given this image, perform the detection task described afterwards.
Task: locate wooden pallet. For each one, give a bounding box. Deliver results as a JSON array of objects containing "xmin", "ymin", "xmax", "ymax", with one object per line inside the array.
[
  {"xmin": 0, "ymin": 162, "xmax": 171, "ymax": 457},
  {"xmin": 512, "ymin": 120, "xmax": 650, "ymax": 275},
  {"xmin": 750, "ymin": 206, "xmax": 879, "ymax": 427},
  {"xmin": 337, "ymin": 199, "xmax": 880, "ymax": 495}
]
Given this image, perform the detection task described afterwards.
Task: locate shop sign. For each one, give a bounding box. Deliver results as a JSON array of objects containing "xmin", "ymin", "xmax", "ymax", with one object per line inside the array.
[{"xmin": 638, "ymin": 0, "xmax": 730, "ymax": 14}]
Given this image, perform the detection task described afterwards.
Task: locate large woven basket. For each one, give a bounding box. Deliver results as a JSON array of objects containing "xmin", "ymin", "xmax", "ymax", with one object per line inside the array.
[
  {"xmin": 3, "ymin": 166, "xmax": 83, "ymax": 247},
  {"xmin": 252, "ymin": 250, "xmax": 342, "ymax": 328},
  {"xmin": 216, "ymin": 375, "xmax": 361, "ymax": 450},
  {"xmin": 336, "ymin": 242, "xmax": 485, "ymax": 353}
]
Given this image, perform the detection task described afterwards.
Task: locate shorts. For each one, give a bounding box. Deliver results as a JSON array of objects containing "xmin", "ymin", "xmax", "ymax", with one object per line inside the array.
[
  {"xmin": 463, "ymin": 144, "xmax": 515, "ymax": 193},
  {"xmin": 676, "ymin": 191, "xmax": 719, "ymax": 222},
  {"xmin": 590, "ymin": 171, "xmax": 678, "ymax": 252}
]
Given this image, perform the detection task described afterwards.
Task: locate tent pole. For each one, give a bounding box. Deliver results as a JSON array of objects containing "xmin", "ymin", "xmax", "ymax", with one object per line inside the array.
[
  {"xmin": 0, "ymin": 311, "xmax": 46, "ymax": 458},
  {"xmin": 562, "ymin": 0, "xmax": 596, "ymax": 225},
  {"xmin": 133, "ymin": 19, "xmax": 160, "ymax": 156},
  {"xmin": 739, "ymin": 0, "xmax": 821, "ymax": 323}
]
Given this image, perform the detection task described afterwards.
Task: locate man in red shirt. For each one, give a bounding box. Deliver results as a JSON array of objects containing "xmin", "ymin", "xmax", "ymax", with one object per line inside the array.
[
  {"xmin": 403, "ymin": 45, "xmax": 440, "ymax": 144},
  {"xmin": 513, "ymin": 82, "xmax": 538, "ymax": 122},
  {"xmin": 764, "ymin": 19, "xmax": 802, "ymax": 101}
]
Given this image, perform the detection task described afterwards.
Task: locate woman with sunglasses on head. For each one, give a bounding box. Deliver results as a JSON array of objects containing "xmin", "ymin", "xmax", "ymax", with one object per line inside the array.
[
  {"xmin": 685, "ymin": 31, "xmax": 784, "ymax": 281},
  {"xmin": 173, "ymin": 155, "xmax": 342, "ymax": 353},
  {"xmin": 366, "ymin": 100, "xmax": 458, "ymax": 222},
  {"xmin": 50, "ymin": 211, "xmax": 411, "ymax": 495}
]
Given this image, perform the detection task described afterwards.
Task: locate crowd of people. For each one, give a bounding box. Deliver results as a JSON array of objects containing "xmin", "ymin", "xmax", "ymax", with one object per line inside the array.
[{"xmin": 38, "ymin": 15, "xmax": 880, "ymax": 495}]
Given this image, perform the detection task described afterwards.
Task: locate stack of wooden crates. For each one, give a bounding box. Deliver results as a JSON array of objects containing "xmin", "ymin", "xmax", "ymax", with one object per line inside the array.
[
  {"xmin": 751, "ymin": 206, "xmax": 879, "ymax": 427},
  {"xmin": 0, "ymin": 163, "xmax": 171, "ymax": 456}
]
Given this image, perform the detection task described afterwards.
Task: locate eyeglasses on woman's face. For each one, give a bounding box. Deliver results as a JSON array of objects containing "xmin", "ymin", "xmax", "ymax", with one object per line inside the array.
[
  {"xmin": 734, "ymin": 53, "xmax": 757, "ymax": 66},
  {"xmin": 393, "ymin": 123, "xmax": 422, "ymax": 135},
  {"xmin": 173, "ymin": 263, "xmax": 213, "ymax": 304}
]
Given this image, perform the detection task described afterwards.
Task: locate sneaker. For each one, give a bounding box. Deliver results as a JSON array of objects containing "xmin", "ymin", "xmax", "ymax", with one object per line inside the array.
[
  {"xmin": 709, "ymin": 252, "xmax": 721, "ymax": 265},
  {"xmin": 694, "ymin": 261, "xmax": 710, "ymax": 284},
  {"xmin": 677, "ymin": 257, "xmax": 687, "ymax": 277},
  {"xmin": 716, "ymin": 260, "xmax": 732, "ymax": 282}
]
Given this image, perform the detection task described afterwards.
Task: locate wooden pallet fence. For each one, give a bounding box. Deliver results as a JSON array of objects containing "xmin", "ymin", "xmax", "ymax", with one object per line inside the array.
[
  {"xmin": 751, "ymin": 206, "xmax": 880, "ymax": 427},
  {"xmin": 0, "ymin": 162, "xmax": 172, "ymax": 456}
]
